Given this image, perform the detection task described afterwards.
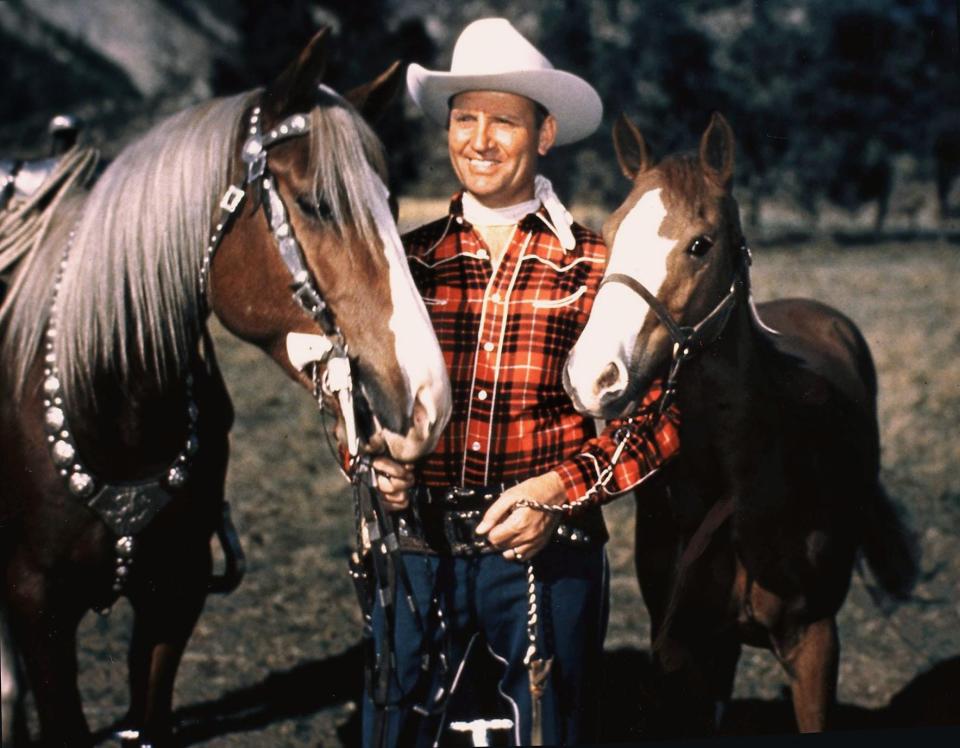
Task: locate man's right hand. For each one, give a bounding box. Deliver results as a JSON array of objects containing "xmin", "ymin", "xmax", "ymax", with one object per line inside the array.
[{"xmin": 371, "ymin": 456, "xmax": 415, "ymax": 511}]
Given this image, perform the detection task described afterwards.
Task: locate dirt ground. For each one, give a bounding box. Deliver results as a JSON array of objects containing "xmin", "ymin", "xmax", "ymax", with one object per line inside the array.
[{"xmin": 42, "ymin": 234, "xmax": 959, "ymax": 745}]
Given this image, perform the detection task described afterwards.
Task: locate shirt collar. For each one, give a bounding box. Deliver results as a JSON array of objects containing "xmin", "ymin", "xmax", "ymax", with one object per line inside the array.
[{"xmin": 448, "ymin": 182, "xmax": 576, "ymax": 251}]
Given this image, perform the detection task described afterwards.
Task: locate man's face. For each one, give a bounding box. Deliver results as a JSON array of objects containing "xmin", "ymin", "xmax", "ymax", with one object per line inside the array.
[{"xmin": 448, "ymin": 90, "xmax": 556, "ymax": 208}]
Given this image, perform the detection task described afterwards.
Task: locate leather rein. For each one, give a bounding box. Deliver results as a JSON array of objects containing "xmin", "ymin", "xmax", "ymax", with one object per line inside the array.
[{"xmin": 205, "ymin": 93, "xmax": 419, "ymax": 747}]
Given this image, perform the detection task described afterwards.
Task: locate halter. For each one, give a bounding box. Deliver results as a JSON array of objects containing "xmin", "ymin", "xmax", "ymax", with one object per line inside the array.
[{"xmin": 599, "ymin": 238, "xmax": 752, "ymax": 414}]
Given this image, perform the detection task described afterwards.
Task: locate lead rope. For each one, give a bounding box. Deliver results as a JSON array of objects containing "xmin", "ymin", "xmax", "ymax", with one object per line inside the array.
[{"xmin": 523, "ymin": 560, "xmax": 552, "ymax": 746}]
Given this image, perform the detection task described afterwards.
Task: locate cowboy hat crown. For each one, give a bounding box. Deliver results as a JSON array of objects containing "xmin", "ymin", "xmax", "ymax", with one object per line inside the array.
[{"xmin": 407, "ymin": 18, "xmax": 602, "ymax": 145}]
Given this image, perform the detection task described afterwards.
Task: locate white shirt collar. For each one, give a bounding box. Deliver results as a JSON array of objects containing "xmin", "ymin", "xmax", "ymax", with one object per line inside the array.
[{"xmin": 460, "ymin": 175, "xmax": 576, "ymax": 251}]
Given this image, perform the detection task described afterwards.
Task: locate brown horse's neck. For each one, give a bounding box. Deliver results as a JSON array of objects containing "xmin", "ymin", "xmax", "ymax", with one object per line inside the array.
[
  {"xmin": 675, "ymin": 289, "xmax": 774, "ymax": 480},
  {"xmin": 65, "ymin": 337, "xmax": 232, "ymax": 483}
]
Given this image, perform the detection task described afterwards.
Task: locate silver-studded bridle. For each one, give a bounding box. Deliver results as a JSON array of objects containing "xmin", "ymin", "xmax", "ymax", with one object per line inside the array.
[
  {"xmin": 43, "ymin": 88, "xmax": 362, "ymax": 601},
  {"xmin": 200, "ymin": 90, "xmax": 362, "ymax": 454}
]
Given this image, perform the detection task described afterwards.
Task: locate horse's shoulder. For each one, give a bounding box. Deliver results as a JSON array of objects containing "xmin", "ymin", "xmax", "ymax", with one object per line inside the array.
[{"xmin": 754, "ymin": 297, "xmax": 876, "ymax": 413}]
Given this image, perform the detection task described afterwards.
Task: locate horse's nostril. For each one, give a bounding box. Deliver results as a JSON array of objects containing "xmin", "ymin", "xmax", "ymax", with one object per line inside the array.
[
  {"xmin": 412, "ymin": 393, "xmax": 431, "ymax": 436},
  {"xmin": 411, "ymin": 383, "xmax": 441, "ymax": 437},
  {"xmin": 595, "ymin": 359, "xmax": 628, "ymax": 401},
  {"xmin": 596, "ymin": 361, "xmax": 622, "ymax": 391}
]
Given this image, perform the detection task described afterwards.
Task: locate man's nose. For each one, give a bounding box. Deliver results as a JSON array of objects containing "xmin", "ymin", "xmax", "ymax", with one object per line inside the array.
[{"xmin": 470, "ymin": 118, "xmax": 493, "ymax": 152}]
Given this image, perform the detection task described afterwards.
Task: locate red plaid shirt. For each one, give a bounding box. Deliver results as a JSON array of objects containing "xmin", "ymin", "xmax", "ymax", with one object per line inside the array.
[{"xmin": 403, "ymin": 194, "xmax": 680, "ymax": 506}]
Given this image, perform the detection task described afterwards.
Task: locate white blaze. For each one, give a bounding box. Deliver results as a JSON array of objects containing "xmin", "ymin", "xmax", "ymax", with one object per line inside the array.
[
  {"xmin": 283, "ymin": 174, "xmax": 450, "ymax": 449},
  {"xmin": 567, "ymin": 188, "xmax": 675, "ymax": 408},
  {"xmin": 369, "ymin": 175, "xmax": 449, "ymax": 431}
]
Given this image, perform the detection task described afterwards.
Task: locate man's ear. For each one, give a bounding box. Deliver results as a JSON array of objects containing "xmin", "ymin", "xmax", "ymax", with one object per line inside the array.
[{"xmin": 538, "ymin": 114, "xmax": 557, "ymax": 157}]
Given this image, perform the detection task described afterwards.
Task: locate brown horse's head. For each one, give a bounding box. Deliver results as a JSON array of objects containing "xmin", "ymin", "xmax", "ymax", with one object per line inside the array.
[
  {"xmin": 211, "ymin": 33, "xmax": 450, "ymax": 460},
  {"xmin": 565, "ymin": 112, "xmax": 744, "ymax": 418}
]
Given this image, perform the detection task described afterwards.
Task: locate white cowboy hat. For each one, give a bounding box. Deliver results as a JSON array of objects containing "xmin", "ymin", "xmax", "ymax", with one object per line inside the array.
[{"xmin": 407, "ymin": 18, "xmax": 602, "ymax": 145}]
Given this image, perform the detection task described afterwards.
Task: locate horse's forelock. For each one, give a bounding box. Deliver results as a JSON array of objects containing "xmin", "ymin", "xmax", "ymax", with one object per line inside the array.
[{"xmin": 307, "ymin": 97, "xmax": 389, "ymax": 253}]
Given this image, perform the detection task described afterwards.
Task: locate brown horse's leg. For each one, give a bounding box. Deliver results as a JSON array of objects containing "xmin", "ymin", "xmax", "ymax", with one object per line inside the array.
[
  {"xmin": 7, "ymin": 564, "xmax": 91, "ymax": 747},
  {"xmin": 706, "ymin": 634, "xmax": 741, "ymax": 730},
  {"xmin": 780, "ymin": 617, "xmax": 838, "ymax": 732},
  {"xmin": 125, "ymin": 542, "xmax": 212, "ymax": 745}
]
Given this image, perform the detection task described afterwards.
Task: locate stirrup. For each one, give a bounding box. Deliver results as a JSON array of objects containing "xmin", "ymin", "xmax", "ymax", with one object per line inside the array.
[{"xmin": 208, "ymin": 501, "xmax": 246, "ymax": 594}]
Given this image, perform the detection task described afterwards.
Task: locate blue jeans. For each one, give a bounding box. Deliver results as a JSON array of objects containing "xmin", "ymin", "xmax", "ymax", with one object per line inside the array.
[{"xmin": 361, "ymin": 544, "xmax": 609, "ymax": 747}]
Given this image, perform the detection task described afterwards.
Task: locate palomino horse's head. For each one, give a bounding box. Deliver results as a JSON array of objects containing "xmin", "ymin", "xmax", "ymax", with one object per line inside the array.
[
  {"xmin": 565, "ymin": 112, "xmax": 744, "ymax": 419},
  {"xmin": 211, "ymin": 33, "xmax": 450, "ymax": 461}
]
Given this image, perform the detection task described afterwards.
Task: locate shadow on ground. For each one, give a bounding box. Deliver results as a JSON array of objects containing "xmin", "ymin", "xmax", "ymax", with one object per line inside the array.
[
  {"xmin": 93, "ymin": 647, "xmax": 960, "ymax": 745},
  {"xmin": 599, "ymin": 648, "xmax": 960, "ymax": 741}
]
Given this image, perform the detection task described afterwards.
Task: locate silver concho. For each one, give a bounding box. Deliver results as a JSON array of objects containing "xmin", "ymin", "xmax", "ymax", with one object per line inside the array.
[
  {"xmin": 51, "ymin": 439, "xmax": 76, "ymax": 467},
  {"xmin": 185, "ymin": 435, "xmax": 200, "ymax": 456},
  {"xmin": 44, "ymin": 406, "xmax": 66, "ymax": 432},
  {"xmin": 43, "ymin": 376, "xmax": 61, "ymax": 398},
  {"xmin": 115, "ymin": 535, "xmax": 135, "ymax": 556},
  {"xmin": 167, "ymin": 466, "xmax": 188, "ymax": 489},
  {"xmin": 68, "ymin": 471, "xmax": 95, "ymax": 498}
]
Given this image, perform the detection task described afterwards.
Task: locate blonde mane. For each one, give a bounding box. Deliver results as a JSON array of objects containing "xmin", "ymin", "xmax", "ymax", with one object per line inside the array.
[{"xmin": 1, "ymin": 86, "xmax": 388, "ymax": 408}]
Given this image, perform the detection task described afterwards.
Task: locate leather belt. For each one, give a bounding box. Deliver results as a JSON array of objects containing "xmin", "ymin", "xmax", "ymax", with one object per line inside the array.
[{"xmin": 394, "ymin": 482, "xmax": 601, "ymax": 556}]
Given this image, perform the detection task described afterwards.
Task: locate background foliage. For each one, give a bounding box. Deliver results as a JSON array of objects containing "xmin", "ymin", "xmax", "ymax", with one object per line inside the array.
[{"xmin": 1, "ymin": 0, "xmax": 958, "ymax": 230}]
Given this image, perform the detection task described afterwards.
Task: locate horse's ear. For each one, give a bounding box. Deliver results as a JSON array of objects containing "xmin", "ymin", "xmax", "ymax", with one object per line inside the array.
[
  {"xmin": 700, "ymin": 112, "xmax": 735, "ymax": 189},
  {"xmin": 265, "ymin": 28, "xmax": 331, "ymax": 116},
  {"xmin": 613, "ymin": 113, "xmax": 651, "ymax": 181},
  {"xmin": 345, "ymin": 61, "xmax": 405, "ymax": 124}
]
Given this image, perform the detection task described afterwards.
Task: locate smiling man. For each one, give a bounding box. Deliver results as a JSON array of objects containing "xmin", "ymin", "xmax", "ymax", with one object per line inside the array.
[{"xmin": 363, "ymin": 18, "xmax": 680, "ymax": 747}]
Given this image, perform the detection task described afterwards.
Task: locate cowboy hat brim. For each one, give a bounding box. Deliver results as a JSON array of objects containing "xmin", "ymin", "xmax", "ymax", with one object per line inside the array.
[{"xmin": 407, "ymin": 64, "xmax": 603, "ymax": 146}]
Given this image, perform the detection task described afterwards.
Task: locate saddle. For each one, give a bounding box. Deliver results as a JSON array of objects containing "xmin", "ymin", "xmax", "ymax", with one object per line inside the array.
[
  {"xmin": 0, "ymin": 114, "xmax": 83, "ymax": 210},
  {"xmin": 0, "ymin": 115, "xmax": 99, "ymax": 291}
]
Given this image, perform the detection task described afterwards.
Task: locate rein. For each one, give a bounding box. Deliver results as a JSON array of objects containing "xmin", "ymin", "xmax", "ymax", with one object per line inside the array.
[{"xmin": 204, "ymin": 94, "xmax": 420, "ymax": 745}]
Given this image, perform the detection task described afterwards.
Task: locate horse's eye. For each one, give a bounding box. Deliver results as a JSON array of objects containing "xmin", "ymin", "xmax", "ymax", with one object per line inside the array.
[
  {"xmin": 687, "ymin": 236, "xmax": 713, "ymax": 257},
  {"xmin": 296, "ymin": 194, "xmax": 332, "ymax": 221}
]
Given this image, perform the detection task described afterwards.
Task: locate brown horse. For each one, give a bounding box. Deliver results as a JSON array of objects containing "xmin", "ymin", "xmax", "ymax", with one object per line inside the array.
[
  {"xmin": 0, "ymin": 32, "xmax": 450, "ymax": 747},
  {"xmin": 564, "ymin": 113, "xmax": 918, "ymax": 734}
]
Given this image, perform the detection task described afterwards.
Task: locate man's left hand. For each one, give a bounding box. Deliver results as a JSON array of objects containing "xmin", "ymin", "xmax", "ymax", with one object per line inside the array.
[{"xmin": 475, "ymin": 471, "xmax": 567, "ymax": 561}]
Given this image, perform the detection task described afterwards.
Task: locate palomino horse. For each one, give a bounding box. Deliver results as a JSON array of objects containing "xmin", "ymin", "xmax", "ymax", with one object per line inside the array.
[
  {"xmin": 0, "ymin": 31, "xmax": 450, "ymax": 747},
  {"xmin": 564, "ymin": 113, "xmax": 918, "ymax": 733}
]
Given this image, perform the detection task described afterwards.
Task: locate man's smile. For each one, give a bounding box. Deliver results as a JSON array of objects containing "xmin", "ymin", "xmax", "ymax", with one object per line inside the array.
[{"xmin": 467, "ymin": 158, "xmax": 500, "ymax": 172}]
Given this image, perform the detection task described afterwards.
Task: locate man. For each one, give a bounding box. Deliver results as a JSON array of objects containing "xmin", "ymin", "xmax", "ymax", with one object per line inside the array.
[{"xmin": 364, "ymin": 18, "xmax": 679, "ymax": 746}]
